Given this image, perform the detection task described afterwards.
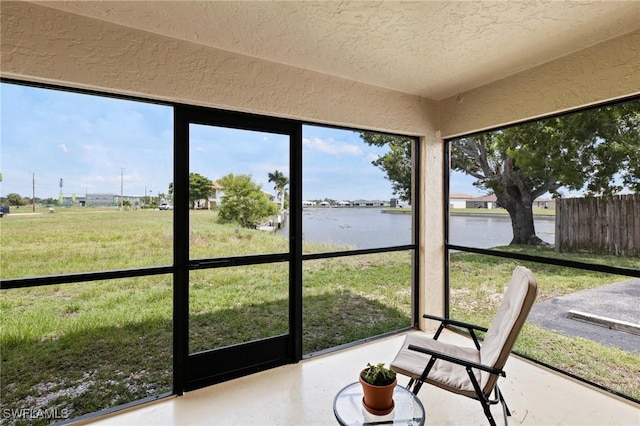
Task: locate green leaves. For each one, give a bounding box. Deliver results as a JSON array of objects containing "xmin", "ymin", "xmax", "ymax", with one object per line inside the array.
[
  {"xmin": 189, "ymin": 172, "xmax": 213, "ymax": 207},
  {"xmin": 4, "ymin": 193, "xmax": 26, "ymax": 206},
  {"xmin": 451, "ymin": 100, "xmax": 640, "ymax": 199},
  {"xmin": 361, "ymin": 362, "xmax": 396, "ymax": 386},
  {"xmin": 360, "ymin": 132, "xmax": 413, "ymax": 202},
  {"xmin": 267, "ymin": 170, "xmax": 288, "ymax": 192},
  {"xmin": 267, "ymin": 170, "xmax": 289, "ymax": 209},
  {"xmin": 217, "ymin": 173, "xmax": 277, "ymax": 229}
]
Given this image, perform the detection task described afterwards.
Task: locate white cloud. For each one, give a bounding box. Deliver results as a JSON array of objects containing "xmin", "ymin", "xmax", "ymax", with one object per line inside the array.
[
  {"xmin": 303, "ymin": 137, "xmax": 362, "ymax": 156},
  {"xmin": 366, "ymin": 153, "xmax": 379, "ymax": 162},
  {"xmin": 58, "ymin": 143, "xmax": 69, "ymax": 153}
]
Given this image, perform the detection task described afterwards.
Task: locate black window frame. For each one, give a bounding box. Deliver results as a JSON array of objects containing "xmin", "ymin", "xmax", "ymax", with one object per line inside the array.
[
  {"xmin": 443, "ymin": 95, "xmax": 640, "ymax": 404},
  {"xmin": 0, "ymin": 78, "xmax": 421, "ymax": 420}
]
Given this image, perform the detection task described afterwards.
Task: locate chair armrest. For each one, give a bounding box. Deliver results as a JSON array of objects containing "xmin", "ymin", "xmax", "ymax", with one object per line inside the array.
[
  {"xmin": 407, "ymin": 344, "xmax": 505, "ymax": 377},
  {"xmin": 422, "ymin": 313, "xmax": 489, "ymax": 333}
]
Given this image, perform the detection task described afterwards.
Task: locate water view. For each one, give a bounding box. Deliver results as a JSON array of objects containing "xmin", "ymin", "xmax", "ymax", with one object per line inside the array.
[
  {"xmin": 278, "ymin": 208, "xmax": 555, "ymax": 249},
  {"xmin": 449, "ymin": 214, "xmax": 555, "ymax": 248}
]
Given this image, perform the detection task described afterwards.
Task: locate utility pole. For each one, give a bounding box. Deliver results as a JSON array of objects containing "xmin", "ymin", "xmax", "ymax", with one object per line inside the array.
[
  {"xmin": 32, "ymin": 173, "xmax": 35, "ymax": 212},
  {"xmin": 120, "ymin": 168, "xmax": 124, "ymax": 210}
]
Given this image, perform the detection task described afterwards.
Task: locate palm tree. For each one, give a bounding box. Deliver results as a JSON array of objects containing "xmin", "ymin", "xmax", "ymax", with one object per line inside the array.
[{"xmin": 267, "ymin": 170, "xmax": 289, "ymax": 211}]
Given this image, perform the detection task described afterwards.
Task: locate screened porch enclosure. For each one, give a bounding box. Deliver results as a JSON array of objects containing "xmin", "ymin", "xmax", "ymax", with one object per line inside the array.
[{"xmin": 1, "ymin": 1, "xmax": 639, "ymax": 424}]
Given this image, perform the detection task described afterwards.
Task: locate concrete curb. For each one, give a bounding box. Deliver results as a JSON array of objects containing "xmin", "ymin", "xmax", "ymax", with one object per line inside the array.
[{"xmin": 567, "ymin": 310, "xmax": 640, "ymax": 336}]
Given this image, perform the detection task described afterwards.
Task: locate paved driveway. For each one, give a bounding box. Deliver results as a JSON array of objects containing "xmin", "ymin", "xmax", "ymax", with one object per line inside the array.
[{"xmin": 527, "ymin": 279, "xmax": 640, "ymax": 354}]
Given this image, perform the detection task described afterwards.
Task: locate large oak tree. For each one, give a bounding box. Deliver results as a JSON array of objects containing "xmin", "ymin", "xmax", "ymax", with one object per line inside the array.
[{"xmin": 362, "ymin": 100, "xmax": 640, "ymax": 245}]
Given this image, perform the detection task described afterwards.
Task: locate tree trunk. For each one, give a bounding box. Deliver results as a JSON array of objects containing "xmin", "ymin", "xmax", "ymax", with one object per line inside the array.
[
  {"xmin": 504, "ymin": 196, "xmax": 547, "ymax": 245},
  {"xmin": 494, "ymin": 181, "xmax": 548, "ymax": 246}
]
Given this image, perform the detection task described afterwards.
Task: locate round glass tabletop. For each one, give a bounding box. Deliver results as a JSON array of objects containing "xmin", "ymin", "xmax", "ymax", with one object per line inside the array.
[{"xmin": 333, "ymin": 382, "xmax": 425, "ymax": 426}]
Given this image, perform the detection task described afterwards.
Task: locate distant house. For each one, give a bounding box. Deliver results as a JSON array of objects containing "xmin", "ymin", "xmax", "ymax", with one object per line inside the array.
[
  {"xmin": 449, "ymin": 193, "xmax": 474, "ymax": 209},
  {"xmin": 467, "ymin": 194, "xmax": 498, "ymax": 209},
  {"xmin": 533, "ymin": 198, "xmax": 555, "ymax": 210},
  {"xmin": 465, "ymin": 194, "xmax": 555, "ymax": 210},
  {"xmin": 319, "ymin": 201, "xmax": 331, "ymax": 207},
  {"xmin": 336, "ymin": 200, "xmax": 351, "ymax": 207},
  {"xmin": 390, "ymin": 198, "xmax": 407, "ymax": 208},
  {"xmin": 87, "ymin": 193, "xmax": 117, "ymax": 207},
  {"xmin": 302, "ymin": 200, "xmax": 316, "ymax": 207},
  {"xmin": 194, "ymin": 181, "xmax": 224, "ymax": 210},
  {"xmin": 353, "ymin": 199, "xmax": 385, "ymax": 207},
  {"xmin": 209, "ymin": 181, "xmax": 224, "ymax": 208}
]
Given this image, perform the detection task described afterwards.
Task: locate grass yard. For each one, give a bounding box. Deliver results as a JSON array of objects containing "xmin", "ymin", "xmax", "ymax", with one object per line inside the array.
[
  {"xmin": 0, "ymin": 208, "xmax": 412, "ymax": 424},
  {"xmin": 1, "ymin": 276, "xmax": 174, "ymax": 425},
  {"xmin": 1, "ymin": 208, "xmax": 638, "ymax": 424}
]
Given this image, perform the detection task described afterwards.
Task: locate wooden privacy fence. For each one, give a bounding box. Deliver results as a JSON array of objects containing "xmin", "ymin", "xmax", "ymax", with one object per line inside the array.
[{"xmin": 556, "ymin": 193, "xmax": 639, "ymax": 256}]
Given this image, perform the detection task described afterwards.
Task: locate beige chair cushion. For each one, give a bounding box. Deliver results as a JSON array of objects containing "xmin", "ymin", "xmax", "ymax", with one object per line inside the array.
[
  {"xmin": 480, "ymin": 266, "xmax": 538, "ymax": 391},
  {"xmin": 391, "ymin": 333, "xmax": 482, "ymax": 398}
]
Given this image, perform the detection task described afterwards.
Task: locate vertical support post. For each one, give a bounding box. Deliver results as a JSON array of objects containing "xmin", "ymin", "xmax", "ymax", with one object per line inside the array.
[
  {"xmin": 173, "ymin": 107, "xmax": 189, "ymax": 395},
  {"xmin": 290, "ymin": 123, "xmax": 303, "ymax": 361}
]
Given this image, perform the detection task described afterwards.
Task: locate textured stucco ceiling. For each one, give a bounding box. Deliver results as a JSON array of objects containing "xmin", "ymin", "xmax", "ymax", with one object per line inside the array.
[{"xmin": 33, "ymin": 1, "xmax": 640, "ymax": 100}]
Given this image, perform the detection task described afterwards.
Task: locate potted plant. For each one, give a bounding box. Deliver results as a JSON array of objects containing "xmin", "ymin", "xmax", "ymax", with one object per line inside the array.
[{"xmin": 359, "ymin": 362, "xmax": 397, "ymax": 415}]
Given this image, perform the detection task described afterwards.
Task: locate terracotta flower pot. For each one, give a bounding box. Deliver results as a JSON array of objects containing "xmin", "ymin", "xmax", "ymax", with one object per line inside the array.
[{"xmin": 359, "ymin": 373, "xmax": 397, "ymax": 415}]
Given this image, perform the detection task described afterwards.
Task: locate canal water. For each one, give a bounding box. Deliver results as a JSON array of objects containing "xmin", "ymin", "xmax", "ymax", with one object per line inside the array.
[
  {"xmin": 449, "ymin": 213, "xmax": 555, "ymax": 248},
  {"xmin": 277, "ymin": 208, "xmax": 555, "ymax": 249}
]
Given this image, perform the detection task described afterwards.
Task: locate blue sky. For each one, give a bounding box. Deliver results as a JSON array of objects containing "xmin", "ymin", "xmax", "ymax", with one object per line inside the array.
[{"xmin": 1, "ymin": 83, "xmax": 479, "ymax": 201}]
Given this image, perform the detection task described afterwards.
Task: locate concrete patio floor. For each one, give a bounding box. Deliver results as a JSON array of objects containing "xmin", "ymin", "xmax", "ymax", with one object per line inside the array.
[{"xmin": 80, "ymin": 331, "xmax": 639, "ymax": 426}]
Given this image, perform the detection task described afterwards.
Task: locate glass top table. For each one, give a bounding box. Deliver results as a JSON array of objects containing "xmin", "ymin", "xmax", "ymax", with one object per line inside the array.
[{"xmin": 333, "ymin": 382, "xmax": 425, "ymax": 426}]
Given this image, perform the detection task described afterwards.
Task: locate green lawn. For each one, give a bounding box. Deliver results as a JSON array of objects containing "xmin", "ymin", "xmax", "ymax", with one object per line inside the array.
[
  {"xmin": 0, "ymin": 208, "xmax": 412, "ymax": 423},
  {"xmin": 1, "ymin": 208, "xmax": 638, "ymax": 424}
]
